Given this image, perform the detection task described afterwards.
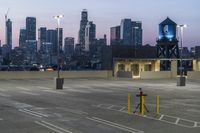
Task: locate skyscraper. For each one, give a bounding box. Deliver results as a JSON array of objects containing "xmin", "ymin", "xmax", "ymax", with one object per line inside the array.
[
  {"xmin": 6, "ymin": 19, "xmax": 12, "ymax": 51},
  {"xmin": 112, "ymin": 19, "xmax": 143, "ymax": 46},
  {"xmin": 85, "ymin": 21, "xmax": 96, "ymax": 51},
  {"xmin": 19, "ymin": 28, "xmax": 26, "ymax": 48},
  {"xmin": 56, "ymin": 28, "xmax": 63, "ymax": 53},
  {"xmin": 120, "ymin": 19, "xmax": 132, "ymax": 45},
  {"xmin": 78, "ymin": 9, "xmax": 88, "ymax": 48},
  {"xmin": 47, "ymin": 29, "xmax": 57, "ymax": 54},
  {"xmin": 110, "ymin": 26, "xmax": 121, "ymax": 45},
  {"xmin": 132, "ymin": 21, "xmax": 143, "ymax": 46},
  {"xmin": 64, "ymin": 37, "xmax": 74, "ymax": 57},
  {"xmin": 38, "ymin": 27, "xmax": 47, "ymax": 52},
  {"xmin": 26, "ymin": 17, "xmax": 36, "ymax": 41}
]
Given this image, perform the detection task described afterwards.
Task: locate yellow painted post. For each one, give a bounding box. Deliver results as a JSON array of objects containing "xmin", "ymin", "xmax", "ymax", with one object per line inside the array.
[
  {"xmin": 127, "ymin": 93, "xmax": 131, "ymax": 114},
  {"xmin": 141, "ymin": 96, "xmax": 144, "ymax": 116},
  {"xmin": 156, "ymin": 96, "xmax": 160, "ymax": 115}
]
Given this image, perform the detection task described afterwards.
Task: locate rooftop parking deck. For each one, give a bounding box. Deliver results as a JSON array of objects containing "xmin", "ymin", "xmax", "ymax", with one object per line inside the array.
[{"xmin": 0, "ymin": 78, "xmax": 200, "ymax": 133}]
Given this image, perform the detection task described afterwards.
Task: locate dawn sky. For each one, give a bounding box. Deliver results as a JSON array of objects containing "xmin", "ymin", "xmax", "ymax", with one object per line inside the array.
[{"xmin": 0, "ymin": 0, "xmax": 199, "ymax": 48}]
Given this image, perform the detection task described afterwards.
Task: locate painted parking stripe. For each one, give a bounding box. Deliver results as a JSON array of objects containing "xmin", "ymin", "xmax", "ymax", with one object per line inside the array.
[
  {"xmin": 107, "ymin": 105, "xmax": 114, "ymax": 109},
  {"xmin": 66, "ymin": 88, "xmax": 91, "ymax": 94},
  {"xmin": 37, "ymin": 86, "xmax": 51, "ymax": 90},
  {"xmin": 16, "ymin": 87, "xmax": 31, "ymax": 91},
  {"xmin": 159, "ymin": 115, "xmax": 164, "ymax": 120},
  {"xmin": 87, "ymin": 88, "xmax": 113, "ymax": 93},
  {"xmin": 119, "ymin": 107, "xmax": 126, "ymax": 111},
  {"xmin": 19, "ymin": 109, "xmax": 48, "ymax": 118},
  {"xmin": 94, "ymin": 103, "xmax": 200, "ymax": 128},
  {"xmin": 19, "ymin": 109, "xmax": 42, "ymax": 118},
  {"xmin": 42, "ymin": 90, "xmax": 65, "ymax": 94},
  {"xmin": 87, "ymin": 117, "xmax": 144, "ymax": 133},
  {"xmin": 175, "ymin": 118, "xmax": 180, "ymax": 124},
  {"xmin": 20, "ymin": 91, "xmax": 40, "ymax": 96},
  {"xmin": 194, "ymin": 122, "xmax": 197, "ymax": 127},
  {"xmin": 35, "ymin": 121, "xmax": 73, "ymax": 133}
]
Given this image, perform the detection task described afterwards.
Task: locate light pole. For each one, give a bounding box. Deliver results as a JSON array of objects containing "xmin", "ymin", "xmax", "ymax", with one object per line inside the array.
[
  {"xmin": 133, "ymin": 27, "xmax": 139, "ymax": 57},
  {"xmin": 177, "ymin": 24, "xmax": 187, "ymax": 76},
  {"xmin": 54, "ymin": 15, "xmax": 64, "ymax": 89},
  {"xmin": 177, "ymin": 24, "xmax": 187, "ymax": 86}
]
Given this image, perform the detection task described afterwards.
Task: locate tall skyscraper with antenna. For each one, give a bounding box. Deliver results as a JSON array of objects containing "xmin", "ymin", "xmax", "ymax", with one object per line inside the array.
[
  {"xmin": 5, "ymin": 8, "xmax": 12, "ymax": 52},
  {"xmin": 78, "ymin": 9, "xmax": 88, "ymax": 49}
]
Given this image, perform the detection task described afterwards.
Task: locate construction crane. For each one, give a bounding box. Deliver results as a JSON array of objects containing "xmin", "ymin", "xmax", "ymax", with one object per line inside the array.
[{"xmin": 5, "ymin": 8, "xmax": 10, "ymax": 45}]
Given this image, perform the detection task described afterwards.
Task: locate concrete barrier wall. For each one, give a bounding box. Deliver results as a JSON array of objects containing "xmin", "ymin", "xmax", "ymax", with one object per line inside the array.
[
  {"xmin": 187, "ymin": 71, "xmax": 200, "ymax": 80},
  {"xmin": 140, "ymin": 71, "xmax": 172, "ymax": 79},
  {"xmin": 0, "ymin": 71, "xmax": 113, "ymax": 79},
  {"xmin": 117, "ymin": 71, "xmax": 133, "ymax": 78}
]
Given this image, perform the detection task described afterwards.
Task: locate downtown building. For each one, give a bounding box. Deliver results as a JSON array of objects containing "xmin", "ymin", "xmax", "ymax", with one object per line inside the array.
[
  {"xmin": 64, "ymin": 37, "xmax": 74, "ymax": 58},
  {"xmin": 85, "ymin": 21, "xmax": 96, "ymax": 52},
  {"xmin": 1, "ymin": 18, "xmax": 12, "ymax": 64},
  {"xmin": 38, "ymin": 27, "xmax": 63, "ymax": 55},
  {"xmin": 6, "ymin": 18, "xmax": 12, "ymax": 52},
  {"xmin": 78, "ymin": 9, "xmax": 88, "ymax": 49},
  {"xmin": 17, "ymin": 17, "xmax": 37, "ymax": 65},
  {"xmin": 38, "ymin": 27, "xmax": 47, "ymax": 52},
  {"xmin": 110, "ymin": 26, "xmax": 121, "ymax": 45},
  {"xmin": 110, "ymin": 19, "xmax": 143, "ymax": 46},
  {"xmin": 19, "ymin": 28, "xmax": 26, "ymax": 48},
  {"xmin": 38, "ymin": 28, "xmax": 63, "ymax": 66}
]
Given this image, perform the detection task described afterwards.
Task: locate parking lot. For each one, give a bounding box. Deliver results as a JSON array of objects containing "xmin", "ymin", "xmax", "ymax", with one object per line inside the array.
[{"xmin": 0, "ymin": 78, "xmax": 200, "ymax": 133}]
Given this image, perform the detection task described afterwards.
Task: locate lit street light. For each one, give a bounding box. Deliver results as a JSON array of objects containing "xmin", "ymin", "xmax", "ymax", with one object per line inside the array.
[
  {"xmin": 177, "ymin": 24, "xmax": 187, "ymax": 86},
  {"xmin": 177, "ymin": 24, "xmax": 187, "ymax": 76},
  {"xmin": 54, "ymin": 15, "xmax": 64, "ymax": 89}
]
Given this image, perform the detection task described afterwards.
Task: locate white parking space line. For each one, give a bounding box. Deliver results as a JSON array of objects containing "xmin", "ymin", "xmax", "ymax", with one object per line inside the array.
[
  {"xmin": 94, "ymin": 103, "xmax": 200, "ymax": 128},
  {"xmin": 13, "ymin": 102, "xmax": 33, "ymax": 108},
  {"xmin": 66, "ymin": 85, "xmax": 113, "ymax": 93},
  {"xmin": 87, "ymin": 117, "xmax": 144, "ymax": 133},
  {"xmin": 37, "ymin": 86, "xmax": 51, "ymax": 90},
  {"xmin": 19, "ymin": 109, "xmax": 42, "ymax": 118},
  {"xmin": 119, "ymin": 107, "xmax": 126, "ymax": 111},
  {"xmin": 175, "ymin": 118, "xmax": 180, "ymax": 124},
  {"xmin": 42, "ymin": 90, "xmax": 65, "ymax": 94},
  {"xmin": 19, "ymin": 109, "xmax": 48, "ymax": 118},
  {"xmin": 194, "ymin": 122, "xmax": 197, "ymax": 127},
  {"xmin": 35, "ymin": 121, "xmax": 73, "ymax": 133},
  {"xmin": 66, "ymin": 88, "xmax": 91, "ymax": 94},
  {"xmin": 107, "ymin": 105, "xmax": 114, "ymax": 109},
  {"xmin": 16, "ymin": 87, "xmax": 31, "ymax": 91},
  {"xmin": 159, "ymin": 115, "xmax": 164, "ymax": 120},
  {"xmin": 87, "ymin": 88, "xmax": 113, "ymax": 93},
  {"xmin": 20, "ymin": 91, "xmax": 40, "ymax": 96}
]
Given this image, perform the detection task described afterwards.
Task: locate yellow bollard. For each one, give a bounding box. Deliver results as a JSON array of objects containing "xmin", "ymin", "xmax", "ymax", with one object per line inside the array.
[
  {"xmin": 141, "ymin": 96, "xmax": 145, "ymax": 116},
  {"xmin": 127, "ymin": 93, "xmax": 131, "ymax": 114},
  {"xmin": 156, "ymin": 96, "xmax": 160, "ymax": 115}
]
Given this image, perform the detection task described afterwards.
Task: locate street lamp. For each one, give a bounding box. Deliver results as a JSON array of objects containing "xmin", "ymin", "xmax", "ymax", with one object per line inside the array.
[
  {"xmin": 177, "ymin": 24, "xmax": 187, "ymax": 76},
  {"xmin": 54, "ymin": 15, "xmax": 64, "ymax": 78},
  {"xmin": 177, "ymin": 24, "xmax": 187, "ymax": 86},
  {"xmin": 133, "ymin": 27, "xmax": 139, "ymax": 57},
  {"xmin": 54, "ymin": 15, "xmax": 64, "ymax": 89}
]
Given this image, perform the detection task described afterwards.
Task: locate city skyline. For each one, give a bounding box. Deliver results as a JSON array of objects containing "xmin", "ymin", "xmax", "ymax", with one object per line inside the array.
[{"xmin": 0, "ymin": 0, "xmax": 199, "ymax": 47}]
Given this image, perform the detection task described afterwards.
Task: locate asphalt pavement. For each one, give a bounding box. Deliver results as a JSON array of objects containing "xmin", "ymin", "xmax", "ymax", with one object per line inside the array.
[{"xmin": 0, "ymin": 78, "xmax": 200, "ymax": 133}]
